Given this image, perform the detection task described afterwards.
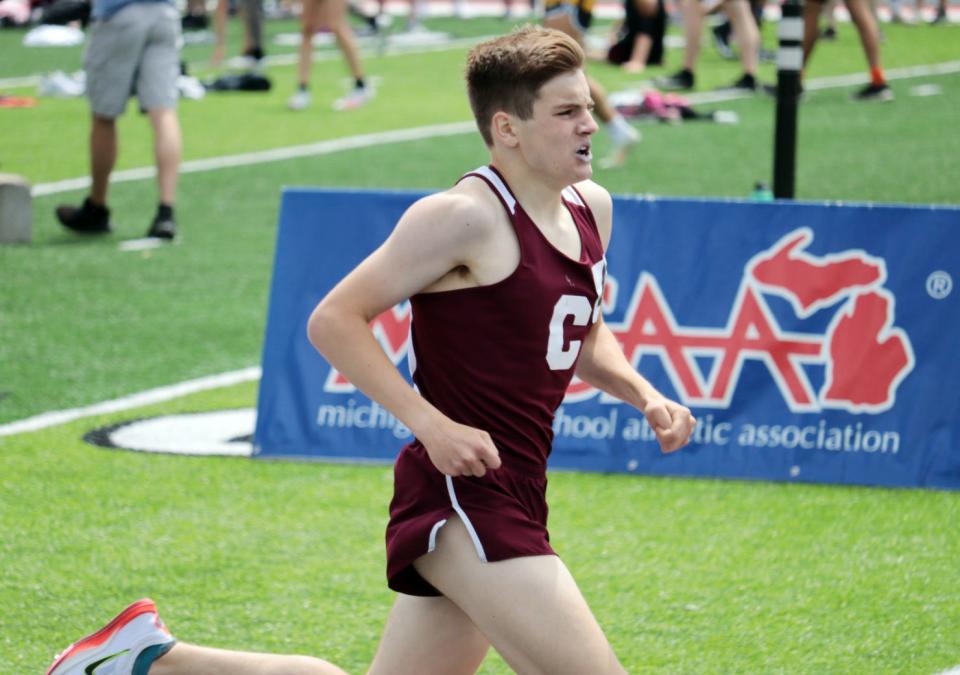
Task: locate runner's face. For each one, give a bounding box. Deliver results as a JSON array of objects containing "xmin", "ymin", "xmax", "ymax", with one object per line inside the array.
[{"xmin": 517, "ymin": 69, "xmax": 598, "ymax": 185}]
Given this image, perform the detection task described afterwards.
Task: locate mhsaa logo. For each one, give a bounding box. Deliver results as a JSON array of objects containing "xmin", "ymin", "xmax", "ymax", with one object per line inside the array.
[
  {"xmin": 325, "ymin": 227, "xmax": 914, "ymax": 415},
  {"xmin": 567, "ymin": 227, "xmax": 914, "ymax": 413}
]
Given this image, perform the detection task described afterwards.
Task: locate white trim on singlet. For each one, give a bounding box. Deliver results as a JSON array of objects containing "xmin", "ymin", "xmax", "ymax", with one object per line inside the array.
[
  {"xmin": 407, "ymin": 322, "xmax": 418, "ymax": 378},
  {"xmin": 427, "ymin": 518, "xmax": 448, "ymax": 553},
  {"xmin": 468, "ymin": 166, "xmax": 517, "ymax": 215},
  {"xmin": 562, "ymin": 186, "xmax": 585, "ymax": 207},
  {"xmin": 444, "ymin": 475, "xmax": 489, "ymax": 562}
]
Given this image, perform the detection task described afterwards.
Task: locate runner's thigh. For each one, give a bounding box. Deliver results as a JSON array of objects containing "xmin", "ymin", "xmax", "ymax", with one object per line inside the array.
[
  {"xmin": 367, "ymin": 593, "xmax": 490, "ymax": 675},
  {"xmin": 414, "ymin": 516, "xmax": 626, "ymax": 675}
]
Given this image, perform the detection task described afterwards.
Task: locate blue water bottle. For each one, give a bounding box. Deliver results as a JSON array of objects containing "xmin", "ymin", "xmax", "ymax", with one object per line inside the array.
[{"xmin": 750, "ymin": 181, "xmax": 774, "ymax": 201}]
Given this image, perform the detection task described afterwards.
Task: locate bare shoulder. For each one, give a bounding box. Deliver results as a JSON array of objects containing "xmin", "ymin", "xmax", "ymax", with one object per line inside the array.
[
  {"xmin": 394, "ymin": 178, "xmax": 501, "ymax": 246},
  {"xmin": 381, "ymin": 176, "xmax": 510, "ymax": 279},
  {"xmin": 573, "ymin": 179, "xmax": 613, "ymax": 248},
  {"xmin": 383, "ymin": 174, "xmax": 517, "ymax": 291}
]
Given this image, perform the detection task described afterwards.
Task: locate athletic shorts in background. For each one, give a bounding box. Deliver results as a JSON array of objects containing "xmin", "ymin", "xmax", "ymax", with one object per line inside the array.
[
  {"xmin": 84, "ymin": 2, "xmax": 180, "ymax": 118},
  {"xmin": 544, "ymin": 0, "xmax": 595, "ymax": 33}
]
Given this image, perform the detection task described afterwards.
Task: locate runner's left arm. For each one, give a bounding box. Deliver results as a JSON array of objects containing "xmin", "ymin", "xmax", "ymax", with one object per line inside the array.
[
  {"xmin": 572, "ymin": 179, "xmax": 695, "ymax": 453},
  {"xmin": 575, "ymin": 320, "xmax": 695, "ymax": 453}
]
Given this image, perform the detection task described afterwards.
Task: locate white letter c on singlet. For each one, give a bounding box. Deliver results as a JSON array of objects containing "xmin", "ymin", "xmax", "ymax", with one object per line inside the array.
[{"xmin": 546, "ymin": 294, "xmax": 593, "ymax": 371}]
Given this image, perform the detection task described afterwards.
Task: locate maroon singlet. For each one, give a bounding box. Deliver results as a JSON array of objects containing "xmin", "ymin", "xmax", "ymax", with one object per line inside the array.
[{"xmin": 386, "ymin": 165, "xmax": 607, "ymax": 596}]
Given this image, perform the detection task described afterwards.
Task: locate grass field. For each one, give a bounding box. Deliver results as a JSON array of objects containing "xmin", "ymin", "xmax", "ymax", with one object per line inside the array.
[
  {"xmin": 1, "ymin": 10, "xmax": 959, "ymax": 674},
  {"xmin": 4, "ymin": 383, "xmax": 959, "ymax": 673}
]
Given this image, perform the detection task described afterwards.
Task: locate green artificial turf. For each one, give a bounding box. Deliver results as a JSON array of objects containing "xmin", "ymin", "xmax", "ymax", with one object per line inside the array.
[{"xmin": 2, "ymin": 384, "xmax": 958, "ymax": 673}]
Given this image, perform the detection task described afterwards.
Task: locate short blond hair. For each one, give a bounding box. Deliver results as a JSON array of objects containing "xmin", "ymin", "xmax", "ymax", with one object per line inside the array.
[{"xmin": 465, "ymin": 25, "xmax": 585, "ymax": 147}]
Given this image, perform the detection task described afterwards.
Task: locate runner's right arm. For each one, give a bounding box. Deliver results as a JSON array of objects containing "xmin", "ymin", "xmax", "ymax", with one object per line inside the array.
[{"xmin": 307, "ymin": 191, "xmax": 502, "ymax": 477}]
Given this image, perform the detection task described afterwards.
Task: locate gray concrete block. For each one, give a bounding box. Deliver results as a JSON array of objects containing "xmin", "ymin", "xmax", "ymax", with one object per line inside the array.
[{"xmin": 0, "ymin": 173, "xmax": 32, "ymax": 244}]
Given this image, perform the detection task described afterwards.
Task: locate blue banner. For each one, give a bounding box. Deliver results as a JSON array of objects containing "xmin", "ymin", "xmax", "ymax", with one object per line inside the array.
[{"xmin": 255, "ymin": 188, "xmax": 960, "ymax": 489}]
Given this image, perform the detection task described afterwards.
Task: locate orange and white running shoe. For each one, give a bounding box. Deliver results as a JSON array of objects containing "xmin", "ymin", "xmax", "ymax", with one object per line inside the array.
[{"xmin": 46, "ymin": 598, "xmax": 175, "ymax": 675}]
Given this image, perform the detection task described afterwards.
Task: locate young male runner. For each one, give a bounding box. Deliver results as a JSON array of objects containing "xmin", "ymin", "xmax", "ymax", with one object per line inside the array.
[{"xmin": 47, "ymin": 26, "xmax": 696, "ymax": 675}]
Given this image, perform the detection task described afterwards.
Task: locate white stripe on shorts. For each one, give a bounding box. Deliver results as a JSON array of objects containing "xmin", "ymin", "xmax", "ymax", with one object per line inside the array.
[
  {"xmin": 445, "ymin": 475, "xmax": 488, "ymax": 562},
  {"xmin": 427, "ymin": 518, "xmax": 448, "ymax": 553}
]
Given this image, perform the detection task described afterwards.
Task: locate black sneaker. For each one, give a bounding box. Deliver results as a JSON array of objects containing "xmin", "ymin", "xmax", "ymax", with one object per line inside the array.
[
  {"xmin": 851, "ymin": 82, "xmax": 894, "ymax": 102},
  {"xmin": 718, "ymin": 73, "xmax": 760, "ymax": 93},
  {"xmin": 56, "ymin": 198, "xmax": 111, "ymax": 234},
  {"xmin": 147, "ymin": 213, "xmax": 177, "ymax": 240},
  {"xmin": 655, "ymin": 69, "xmax": 694, "ymax": 91},
  {"xmin": 711, "ymin": 24, "xmax": 736, "ymax": 60},
  {"xmin": 181, "ymin": 13, "xmax": 209, "ymax": 30},
  {"xmin": 820, "ymin": 25, "xmax": 838, "ymax": 40}
]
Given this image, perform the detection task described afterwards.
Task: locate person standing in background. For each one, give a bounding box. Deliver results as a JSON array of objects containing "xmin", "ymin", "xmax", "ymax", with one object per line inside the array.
[
  {"xmin": 288, "ymin": 0, "xmax": 374, "ymax": 111},
  {"xmin": 55, "ymin": 0, "xmax": 182, "ymax": 239},
  {"xmin": 655, "ymin": 0, "xmax": 764, "ymax": 92},
  {"xmin": 802, "ymin": 0, "xmax": 893, "ymax": 101},
  {"xmin": 211, "ymin": 0, "xmax": 267, "ymax": 70}
]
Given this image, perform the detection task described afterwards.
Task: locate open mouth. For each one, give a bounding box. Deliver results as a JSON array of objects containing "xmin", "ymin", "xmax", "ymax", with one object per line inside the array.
[{"xmin": 576, "ymin": 144, "xmax": 592, "ymax": 161}]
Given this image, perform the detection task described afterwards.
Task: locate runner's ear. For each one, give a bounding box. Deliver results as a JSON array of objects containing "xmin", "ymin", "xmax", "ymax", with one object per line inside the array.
[{"xmin": 491, "ymin": 111, "xmax": 519, "ymax": 148}]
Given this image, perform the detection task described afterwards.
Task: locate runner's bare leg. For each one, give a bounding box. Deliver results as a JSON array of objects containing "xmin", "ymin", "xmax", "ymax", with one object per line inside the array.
[
  {"xmin": 414, "ymin": 516, "xmax": 626, "ymax": 675},
  {"xmin": 149, "ymin": 643, "xmax": 347, "ymax": 675},
  {"xmin": 368, "ymin": 594, "xmax": 490, "ymax": 675}
]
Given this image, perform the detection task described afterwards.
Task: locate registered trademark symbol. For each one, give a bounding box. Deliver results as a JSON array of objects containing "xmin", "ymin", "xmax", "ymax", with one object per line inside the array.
[{"xmin": 926, "ymin": 271, "xmax": 953, "ymax": 300}]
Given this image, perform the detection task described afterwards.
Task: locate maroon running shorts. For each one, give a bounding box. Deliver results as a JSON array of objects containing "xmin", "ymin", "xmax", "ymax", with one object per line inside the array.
[{"xmin": 385, "ymin": 442, "xmax": 556, "ymax": 596}]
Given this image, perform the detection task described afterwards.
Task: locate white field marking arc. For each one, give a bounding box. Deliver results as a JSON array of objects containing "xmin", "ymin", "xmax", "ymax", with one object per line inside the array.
[
  {"xmin": 30, "ymin": 60, "xmax": 960, "ymax": 198},
  {"xmin": 0, "ymin": 367, "xmax": 261, "ymax": 437},
  {"xmin": 95, "ymin": 409, "xmax": 257, "ymax": 456}
]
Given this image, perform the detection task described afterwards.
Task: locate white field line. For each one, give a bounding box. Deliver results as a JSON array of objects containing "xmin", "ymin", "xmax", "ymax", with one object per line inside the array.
[
  {"xmin": 31, "ymin": 121, "xmax": 477, "ymax": 196},
  {"xmin": 655, "ymin": 59, "xmax": 960, "ymax": 104},
  {"xmin": 0, "ymin": 74, "xmax": 42, "ymax": 89},
  {"xmin": 30, "ymin": 60, "xmax": 960, "ymax": 197},
  {"xmin": 0, "ymin": 367, "xmax": 261, "ymax": 437},
  {"xmin": 804, "ymin": 59, "xmax": 960, "ymax": 90}
]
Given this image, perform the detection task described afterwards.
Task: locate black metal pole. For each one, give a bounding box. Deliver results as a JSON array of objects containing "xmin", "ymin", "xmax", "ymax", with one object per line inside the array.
[{"xmin": 773, "ymin": 0, "xmax": 803, "ymax": 199}]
